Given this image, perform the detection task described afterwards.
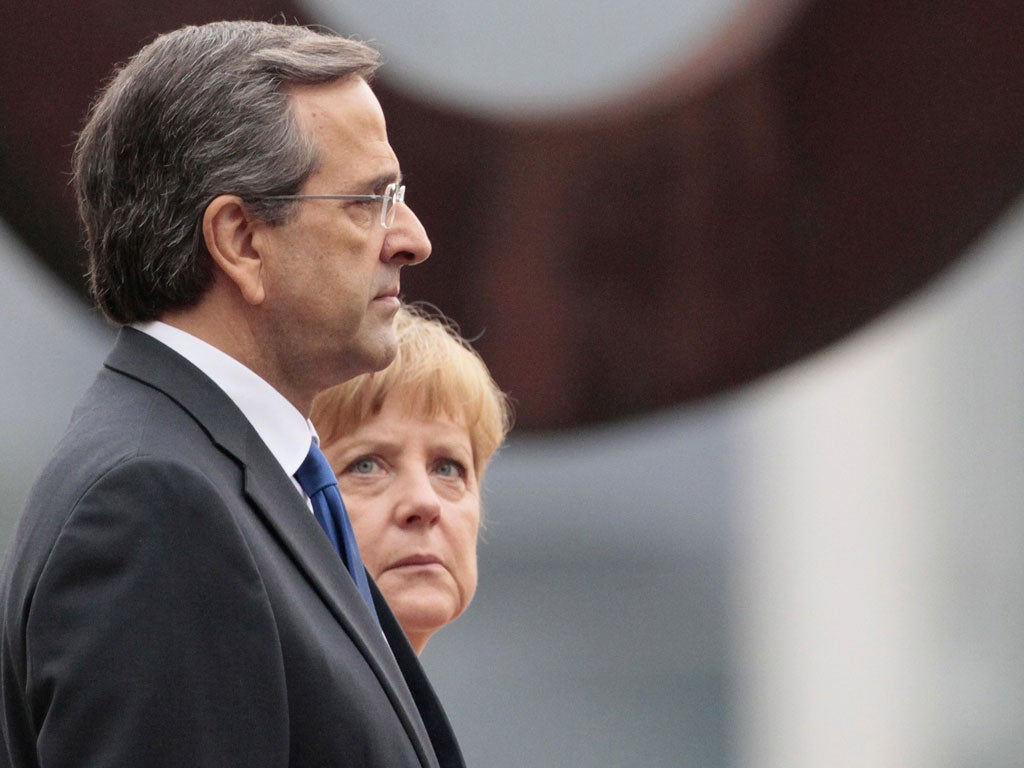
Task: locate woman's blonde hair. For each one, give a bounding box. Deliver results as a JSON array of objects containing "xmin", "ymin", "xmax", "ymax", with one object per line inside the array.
[{"xmin": 311, "ymin": 303, "xmax": 513, "ymax": 480}]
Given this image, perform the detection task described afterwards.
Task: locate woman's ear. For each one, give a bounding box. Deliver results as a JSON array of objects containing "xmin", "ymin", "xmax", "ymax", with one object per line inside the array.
[{"xmin": 202, "ymin": 195, "xmax": 266, "ymax": 306}]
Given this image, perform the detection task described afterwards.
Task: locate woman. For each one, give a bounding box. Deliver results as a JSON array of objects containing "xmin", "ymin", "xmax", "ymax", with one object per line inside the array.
[{"xmin": 311, "ymin": 304, "xmax": 512, "ymax": 654}]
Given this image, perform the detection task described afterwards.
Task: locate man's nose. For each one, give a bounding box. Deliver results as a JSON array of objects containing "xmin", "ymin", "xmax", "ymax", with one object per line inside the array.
[{"xmin": 382, "ymin": 204, "xmax": 431, "ymax": 266}]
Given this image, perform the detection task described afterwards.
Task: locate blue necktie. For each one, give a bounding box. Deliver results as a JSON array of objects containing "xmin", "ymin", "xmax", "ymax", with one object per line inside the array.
[{"xmin": 295, "ymin": 440, "xmax": 380, "ymax": 625}]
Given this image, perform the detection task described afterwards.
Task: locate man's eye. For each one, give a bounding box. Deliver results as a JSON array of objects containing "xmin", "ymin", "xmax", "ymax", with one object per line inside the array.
[{"xmin": 345, "ymin": 201, "xmax": 374, "ymax": 224}]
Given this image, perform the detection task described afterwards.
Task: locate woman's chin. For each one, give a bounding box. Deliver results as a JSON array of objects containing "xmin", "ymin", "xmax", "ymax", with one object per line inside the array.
[{"xmin": 388, "ymin": 593, "xmax": 460, "ymax": 637}]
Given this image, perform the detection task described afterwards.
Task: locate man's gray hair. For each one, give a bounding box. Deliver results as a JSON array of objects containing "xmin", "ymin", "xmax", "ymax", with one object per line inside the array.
[{"xmin": 73, "ymin": 20, "xmax": 381, "ymax": 324}]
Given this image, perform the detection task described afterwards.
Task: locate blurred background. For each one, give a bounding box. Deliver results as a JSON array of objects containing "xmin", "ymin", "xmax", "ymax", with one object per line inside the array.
[{"xmin": 2, "ymin": 1, "xmax": 1024, "ymax": 765}]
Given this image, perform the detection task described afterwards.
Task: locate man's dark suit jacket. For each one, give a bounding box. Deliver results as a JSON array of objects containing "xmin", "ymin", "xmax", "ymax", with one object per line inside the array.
[{"xmin": 0, "ymin": 328, "xmax": 465, "ymax": 767}]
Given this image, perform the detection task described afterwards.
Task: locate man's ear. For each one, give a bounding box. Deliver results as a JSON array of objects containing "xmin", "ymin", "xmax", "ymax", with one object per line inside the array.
[{"xmin": 202, "ymin": 195, "xmax": 267, "ymax": 306}]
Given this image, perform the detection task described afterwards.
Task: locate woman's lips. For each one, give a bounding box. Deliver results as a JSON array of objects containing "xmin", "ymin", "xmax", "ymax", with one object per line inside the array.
[{"xmin": 387, "ymin": 554, "xmax": 443, "ymax": 570}]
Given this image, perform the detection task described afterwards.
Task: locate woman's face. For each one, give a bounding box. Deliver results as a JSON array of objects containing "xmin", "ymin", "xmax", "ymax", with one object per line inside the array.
[{"xmin": 323, "ymin": 398, "xmax": 481, "ymax": 653}]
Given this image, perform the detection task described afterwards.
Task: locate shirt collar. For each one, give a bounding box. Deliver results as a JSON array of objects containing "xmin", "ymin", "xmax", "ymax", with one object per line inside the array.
[{"xmin": 133, "ymin": 321, "xmax": 315, "ymax": 477}]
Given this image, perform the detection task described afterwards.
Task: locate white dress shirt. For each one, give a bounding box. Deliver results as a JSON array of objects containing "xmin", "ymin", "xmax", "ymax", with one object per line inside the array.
[{"xmin": 133, "ymin": 321, "xmax": 316, "ymax": 493}]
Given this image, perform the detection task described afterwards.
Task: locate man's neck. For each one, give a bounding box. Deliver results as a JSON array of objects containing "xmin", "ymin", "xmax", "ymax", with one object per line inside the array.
[{"xmin": 157, "ymin": 308, "xmax": 312, "ymax": 417}]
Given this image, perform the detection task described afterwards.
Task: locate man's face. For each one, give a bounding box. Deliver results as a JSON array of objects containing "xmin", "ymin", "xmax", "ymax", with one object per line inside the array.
[{"xmin": 253, "ymin": 77, "xmax": 431, "ymax": 404}]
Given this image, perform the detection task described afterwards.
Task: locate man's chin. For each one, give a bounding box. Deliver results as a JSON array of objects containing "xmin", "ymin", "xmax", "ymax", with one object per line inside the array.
[{"xmin": 363, "ymin": 332, "xmax": 399, "ymax": 374}]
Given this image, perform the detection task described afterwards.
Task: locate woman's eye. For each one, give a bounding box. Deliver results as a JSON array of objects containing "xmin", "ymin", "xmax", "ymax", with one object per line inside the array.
[
  {"xmin": 346, "ymin": 456, "xmax": 381, "ymax": 475},
  {"xmin": 434, "ymin": 458, "xmax": 465, "ymax": 479}
]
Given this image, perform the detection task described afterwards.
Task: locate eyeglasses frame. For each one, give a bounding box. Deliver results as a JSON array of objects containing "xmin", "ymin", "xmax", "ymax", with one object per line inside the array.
[{"xmin": 257, "ymin": 181, "xmax": 406, "ymax": 229}]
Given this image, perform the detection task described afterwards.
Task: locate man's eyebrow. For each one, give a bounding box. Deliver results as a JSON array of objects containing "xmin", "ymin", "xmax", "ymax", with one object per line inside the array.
[{"xmin": 364, "ymin": 171, "xmax": 402, "ymax": 192}]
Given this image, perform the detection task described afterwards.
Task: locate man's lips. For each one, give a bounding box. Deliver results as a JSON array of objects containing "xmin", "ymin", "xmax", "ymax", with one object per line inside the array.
[{"xmin": 374, "ymin": 285, "xmax": 400, "ymax": 301}]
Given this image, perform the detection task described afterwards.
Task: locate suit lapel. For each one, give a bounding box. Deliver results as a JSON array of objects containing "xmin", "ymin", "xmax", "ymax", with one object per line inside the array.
[
  {"xmin": 105, "ymin": 328, "xmax": 441, "ymax": 766},
  {"xmin": 240, "ymin": 446, "xmax": 439, "ymax": 760},
  {"xmin": 373, "ymin": 582, "xmax": 466, "ymax": 768}
]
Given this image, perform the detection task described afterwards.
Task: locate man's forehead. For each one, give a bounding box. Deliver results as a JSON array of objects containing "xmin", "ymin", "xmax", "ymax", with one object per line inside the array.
[
  {"xmin": 290, "ymin": 78, "xmax": 399, "ymax": 186},
  {"xmin": 287, "ymin": 77, "xmax": 382, "ymax": 125}
]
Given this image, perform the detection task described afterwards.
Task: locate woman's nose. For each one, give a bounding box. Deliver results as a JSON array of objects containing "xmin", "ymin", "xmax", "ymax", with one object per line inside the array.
[{"xmin": 395, "ymin": 471, "xmax": 442, "ymax": 527}]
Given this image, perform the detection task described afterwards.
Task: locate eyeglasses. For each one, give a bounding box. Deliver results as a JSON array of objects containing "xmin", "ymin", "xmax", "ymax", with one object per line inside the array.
[{"xmin": 258, "ymin": 182, "xmax": 406, "ymax": 229}]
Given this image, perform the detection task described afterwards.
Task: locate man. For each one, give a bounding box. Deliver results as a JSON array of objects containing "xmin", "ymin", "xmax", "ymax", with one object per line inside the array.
[{"xmin": 0, "ymin": 20, "xmax": 464, "ymax": 767}]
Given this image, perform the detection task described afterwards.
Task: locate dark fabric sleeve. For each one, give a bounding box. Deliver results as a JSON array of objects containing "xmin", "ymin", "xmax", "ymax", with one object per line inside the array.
[{"xmin": 25, "ymin": 457, "xmax": 290, "ymax": 767}]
